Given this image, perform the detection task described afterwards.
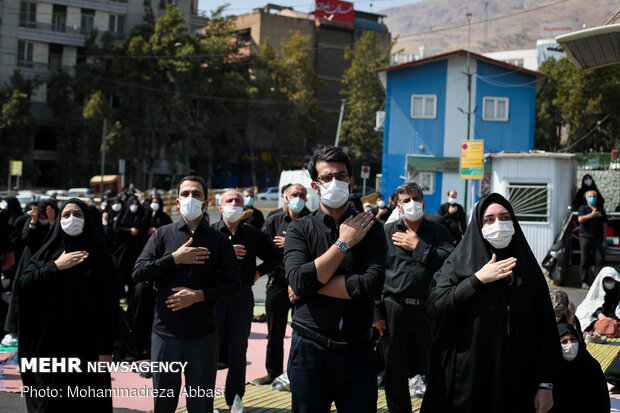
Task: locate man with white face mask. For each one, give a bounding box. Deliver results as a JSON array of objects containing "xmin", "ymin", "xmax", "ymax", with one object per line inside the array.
[
  {"xmin": 212, "ymin": 190, "xmax": 278, "ymax": 408},
  {"xmin": 284, "ymin": 146, "xmax": 387, "ymax": 413},
  {"xmin": 438, "ymin": 189, "xmax": 467, "ymax": 245},
  {"xmin": 133, "ymin": 176, "xmax": 241, "ymax": 413},
  {"xmin": 374, "ymin": 181, "xmax": 454, "ymax": 413}
]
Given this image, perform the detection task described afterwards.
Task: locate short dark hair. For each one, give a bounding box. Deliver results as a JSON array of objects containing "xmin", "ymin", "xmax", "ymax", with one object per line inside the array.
[
  {"xmin": 396, "ymin": 182, "xmax": 424, "ymax": 201},
  {"xmin": 177, "ymin": 175, "xmax": 208, "ymax": 197},
  {"xmin": 281, "ymin": 184, "xmax": 291, "ymax": 194},
  {"xmin": 308, "ymin": 146, "xmax": 353, "ymax": 181}
]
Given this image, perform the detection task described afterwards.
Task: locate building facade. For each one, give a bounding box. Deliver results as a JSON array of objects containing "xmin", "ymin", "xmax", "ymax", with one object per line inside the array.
[{"xmin": 376, "ymin": 50, "xmax": 547, "ymax": 213}]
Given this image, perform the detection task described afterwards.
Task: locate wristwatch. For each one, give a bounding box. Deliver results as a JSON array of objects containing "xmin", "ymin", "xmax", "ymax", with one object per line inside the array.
[
  {"xmin": 538, "ymin": 382, "xmax": 553, "ymax": 390},
  {"xmin": 335, "ymin": 240, "xmax": 350, "ymax": 253}
]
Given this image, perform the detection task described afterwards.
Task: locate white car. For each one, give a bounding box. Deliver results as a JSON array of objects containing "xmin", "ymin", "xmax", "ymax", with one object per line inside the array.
[{"xmin": 257, "ymin": 187, "xmax": 279, "ymax": 201}]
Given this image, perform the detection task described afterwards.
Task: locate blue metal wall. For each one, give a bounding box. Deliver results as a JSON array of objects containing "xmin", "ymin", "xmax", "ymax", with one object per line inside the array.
[
  {"xmin": 473, "ymin": 61, "xmax": 536, "ymax": 152},
  {"xmin": 381, "ymin": 60, "xmax": 447, "ymax": 203}
]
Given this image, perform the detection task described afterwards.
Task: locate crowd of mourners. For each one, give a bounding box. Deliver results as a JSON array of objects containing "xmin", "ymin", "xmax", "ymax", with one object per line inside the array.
[{"xmin": 0, "ymin": 147, "xmax": 617, "ymax": 413}]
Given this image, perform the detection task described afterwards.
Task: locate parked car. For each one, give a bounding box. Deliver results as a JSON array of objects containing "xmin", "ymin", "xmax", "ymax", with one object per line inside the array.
[
  {"xmin": 257, "ymin": 187, "xmax": 279, "ymax": 201},
  {"xmin": 67, "ymin": 187, "xmax": 94, "ymax": 198},
  {"xmin": 16, "ymin": 190, "xmax": 43, "ymax": 210}
]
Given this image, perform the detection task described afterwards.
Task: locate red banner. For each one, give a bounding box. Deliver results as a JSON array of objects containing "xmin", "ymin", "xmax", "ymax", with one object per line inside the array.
[{"xmin": 315, "ymin": 0, "xmax": 354, "ymax": 24}]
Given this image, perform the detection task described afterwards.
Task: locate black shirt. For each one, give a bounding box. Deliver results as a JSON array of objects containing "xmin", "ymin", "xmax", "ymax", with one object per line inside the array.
[
  {"xmin": 376, "ymin": 218, "xmax": 454, "ymax": 320},
  {"xmin": 438, "ymin": 202, "xmax": 467, "ymax": 242},
  {"xmin": 242, "ymin": 206, "xmax": 265, "ymax": 229},
  {"xmin": 212, "ymin": 220, "xmax": 278, "ymax": 287},
  {"xmin": 263, "ymin": 208, "xmax": 310, "ymax": 278},
  {"xmin": 133, "ymin": 218, "xmax": 241, "ymax": 339},
  {"xmin": 578, "ymin": 205, "xmax": 608, "ymax": 240},
  {"xmin": 284, "ymin": 207, "xmax": 387, "ymax": 341}
]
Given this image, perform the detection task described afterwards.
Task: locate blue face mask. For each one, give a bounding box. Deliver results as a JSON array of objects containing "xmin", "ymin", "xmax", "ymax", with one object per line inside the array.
[
  {"xmin": 244, "ymin": 196, "xmax": 254, "ymax": 207},
  {"xmin": 288, "ymin": 197, "xmax": 306, "ymax": 213},
  {"xmin": 588, "ymin": 196, "xmax": 597, "ymax": 205}
]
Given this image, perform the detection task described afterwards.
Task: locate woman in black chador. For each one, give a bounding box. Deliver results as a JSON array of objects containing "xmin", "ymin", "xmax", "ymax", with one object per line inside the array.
[
  {"xmin": 17, "ymin": 199, "xmax": 116, "ymax": 413},
  {"xmin": 572, "ymin": 174, "xmax": 605, "ymax": 210},
  {"xmin": 422, "ymin": 193, "xmax": 562, "ymax": 413}
]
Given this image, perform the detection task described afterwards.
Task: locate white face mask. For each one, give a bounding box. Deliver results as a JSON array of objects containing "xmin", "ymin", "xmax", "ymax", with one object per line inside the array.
[
  {"xmin": 150, "ymin": 202, "xmax": 160, "ymax": 212},
  {"xmin": 111, "ymin": 203, "xmax": 122, "ymax": 212},
  {"xmin": 129, "ymin": 204, "xmax": 138, "ymax": 213},
  {"xmin": 244, "ymin": 196, "xmax": 254, "ymax": 207},
  {"xmin": 584, "ymin": 178, "xmax": 593, "ymax": 186},
  {"xmin": 60, "ymin": 216, "xmax": 84, "ymax": 237},
  {"xmin": 0, "ymin": 200, "xmax": 7, "ymax": 210},
  {"xmin": 447, "ymin": 197, "xmax": 457, "ymax": 205},
  {"xmin": 222, "ymin": 205, "xmax": 243, "ymax": 223},
  {"xmin": 101, "ymin": 202, "xmax": 107, "ymax": 211},
  {"xmin": 561, "ymin": 342, "xmax": 579, "ymax": 361},
  {"xmin": 401, "ymin": 200, "xmax": 424, "ymax": 222},
  {"xmin": 481, "ymin": 220, "xmax": 515, "ymax": 249},
  {"xmin": 318, "ymin": 179, "xmax": 350, "ymax": 209},
  {"xmin": 38, "ymin": 217, "xmax": 50, "ymax": 226},
  {"xmin": 604, "ymin": 280, "xmax": 616, "ymax": 290},
  {"xmin": 288, "ymin": 197, "xmax": 306, "ymax": 213},
  {"xmin": 179, "ymin": 197, "xmax": 204, "ymax": 221},
  {"xmin": 1, "ymin": 278, "xmax": 9, "ymax": 289},
  {"xmin": 376, "ymin": 200, "xmax": 385, "ymax": 208}
]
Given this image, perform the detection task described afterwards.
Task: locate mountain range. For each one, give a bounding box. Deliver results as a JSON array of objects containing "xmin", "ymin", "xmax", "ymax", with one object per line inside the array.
[{"xmin": 380, "ymin": 0, "xmax": 619, "ymax": 58}]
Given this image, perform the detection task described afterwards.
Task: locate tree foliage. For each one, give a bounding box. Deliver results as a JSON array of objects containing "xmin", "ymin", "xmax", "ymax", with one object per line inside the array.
[
  {"xmin": 536, "ymin": 57, "xmax": 620, "ymax": 152},
  {"xmin": 340, "ymin": 32, "xmax": 394, "ymax": 162}
]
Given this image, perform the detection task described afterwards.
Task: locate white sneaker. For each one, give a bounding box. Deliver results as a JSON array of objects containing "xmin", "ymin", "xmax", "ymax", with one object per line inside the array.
[{"xmin": 1, "ymin": 333, "xmax": 18, "ymax": 346}]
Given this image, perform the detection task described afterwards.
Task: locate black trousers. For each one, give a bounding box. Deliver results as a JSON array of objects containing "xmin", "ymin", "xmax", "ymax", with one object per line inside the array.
[
  {"xmin": 265, "ymin": 276, "xmax": 294, "ymax": 380},
  {"xmin": 580, "ymin": 237, "xmax": 604, "ymax": 284},
  {"xmin": 215, "ymin": 287, "xmax": 254, "ymax": 406},
  {"xmin": 151, "ymin": 330, "xmax": 218, "ymax": 413},
  {"xmin": 383, "ymin": 295, "xmax": 432, "ymax": 413}
]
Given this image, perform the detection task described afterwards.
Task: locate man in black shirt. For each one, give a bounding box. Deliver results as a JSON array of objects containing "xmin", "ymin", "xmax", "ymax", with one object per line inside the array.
[
  {"xmin": 437, "ymin": 189, "xmax": 467, "ymax": 244},
  {"xmin": 241, "ymin": 188, "xmax": 265, "ymax": 229},
  {"xmin": 374, "ymin": 181, "xmax": 453, "ymax": 413},
  {"xmin": 260, "ymin": 183, "xmax": 310, "ymax": 385},
  {"xmin": 212, "ymin": 190, "xmax": 278, "ymax": 407},
  {"xmin": 133, "ymin": 176, "xmax": 240, "ymax": 413},
  {"xmin": 284, "ymin": 146, "xmax": 386, "ymax": 413},
  {"xmin": 578, "ymin": 190, "xmax": 608, "ymax": 286}
]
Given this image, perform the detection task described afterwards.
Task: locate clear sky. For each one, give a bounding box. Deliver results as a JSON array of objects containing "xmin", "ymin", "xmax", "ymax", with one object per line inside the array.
[{"xmin": 196, "ymin": 0, "xmax": 418, "ymax": 16}]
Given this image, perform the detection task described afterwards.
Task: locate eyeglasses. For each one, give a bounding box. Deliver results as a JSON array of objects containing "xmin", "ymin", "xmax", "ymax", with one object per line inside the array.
[{"xmin": 317, "ymin": 172, "xmax": 349, "ymax": 183}]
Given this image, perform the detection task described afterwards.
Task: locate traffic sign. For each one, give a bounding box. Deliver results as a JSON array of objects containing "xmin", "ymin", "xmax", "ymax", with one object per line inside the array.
[
  {"xmin": 361, "ymin": 165, "xmax": 370, "ymax": 179},
  {"xmin": 460, "ymin": 140, "xmax": 483, "ymax": 179},
  {"xmin": 10, "ymin": 160, "xmax": 22, "ymax": 176}
]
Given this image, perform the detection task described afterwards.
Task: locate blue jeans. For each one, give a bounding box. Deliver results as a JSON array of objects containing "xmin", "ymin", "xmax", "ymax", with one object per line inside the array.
[
  {"xmin": 288, "ymin": 330, "xmax": 377, "ymax": 413},
  {"xmin": 151, "ymin": 330, "xmax": 218, "ymax": 413}
]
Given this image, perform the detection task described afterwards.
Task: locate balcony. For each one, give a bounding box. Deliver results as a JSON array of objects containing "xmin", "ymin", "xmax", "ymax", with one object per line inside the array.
[{"xmin": 18, "ymin": 21, "xmax": 86, "ymax": 47}]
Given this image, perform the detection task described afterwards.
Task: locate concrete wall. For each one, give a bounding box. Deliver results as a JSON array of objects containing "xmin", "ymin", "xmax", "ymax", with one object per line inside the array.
[{"xmin": 576, "ymin": 170, "xmax": 620, "ymax": 210}]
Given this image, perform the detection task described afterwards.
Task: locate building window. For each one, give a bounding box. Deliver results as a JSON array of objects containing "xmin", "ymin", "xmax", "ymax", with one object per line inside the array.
[
  {"xmin": 17, "ymin": 40, "xmax": 34, "ymax": 67},
  {"xmin": 52, "ymin": 5, "xmax": 67, "ymax": 32},
  {"xmin": 48, "ymin": 44, "xmax": 63, "ymax": 71},
  {"xmin": 19, "ymin": 1, "xmax": 37, "ymax": 28},
  {"xmin": 81, "ymin": 9, "xmax": 95, "ymax": 34},
  {"xmin": 410, "ymin": 95, "xmax": 437, "ymax": 119},
  {"xmin": 482, "ymin": 97, "xmax": 509, "ymax": 121},
  {"xmin": 507, "ymin": 182, "xmax": 549, "ymax": 222},
  {"xmin": 159, "ymin": 0, "xmax": 176, "ymax": 9},
  {"xmin": 407, "ymin": 171, "xmax": 435, "ymax": 195},
  {"xmin": 109, "ymin": 14, "xmax": 126, "ymax": 35}
]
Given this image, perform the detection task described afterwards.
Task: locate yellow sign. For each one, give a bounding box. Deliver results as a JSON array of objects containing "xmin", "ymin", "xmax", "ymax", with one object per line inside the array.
[
  {"xmin": 10, "ymin": 160, "xmax": 23, "ymax": 176},
  {"xmin": 460, "ymin": 140, "xmax": 484, "ymax": 179}
]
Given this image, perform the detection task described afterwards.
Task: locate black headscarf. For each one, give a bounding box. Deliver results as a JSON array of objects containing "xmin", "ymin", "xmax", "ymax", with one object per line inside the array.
[
  {"xmin": 551, "ymin": 323, "xmax": 610, "ymax": 413},
  {"xmin": 572, "ymin": 174, "xmax": 605, "ymax": 210},
  {"xmin": 17, "ymin": 198, "xmax": 117, "ymax": 358},
  {"xmin": 422, "ymin": 193, "xmax": 562, "ymax": 413},
  {"xmin": 115, "ymin": 195, "xmax": 146, "ymax": 229},
  {"xmin": 0, "ymin": 196, "xmax": 25, "ymax": 229}
]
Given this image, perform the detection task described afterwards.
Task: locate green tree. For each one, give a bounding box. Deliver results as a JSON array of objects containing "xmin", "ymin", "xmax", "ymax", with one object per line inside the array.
[
  {"xmin": 252, "ymin": 32, "xmax": 323, "ymax": 179},
  {"xmin": 536, "ymin": 57, "xmax": 620, "ymax": 152},
  {"xmin": 0, "ymin": 72, "xmax": 38, "ymax": 186},
  {"xmin": 340, "ymin": 32, "xmax": 393, "ymax": 160}
]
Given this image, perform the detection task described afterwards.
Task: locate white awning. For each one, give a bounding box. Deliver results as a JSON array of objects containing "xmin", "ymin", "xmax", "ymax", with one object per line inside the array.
[{"xmin": 556, "ymin": 23, "xmax": 620, "ymax": 71}]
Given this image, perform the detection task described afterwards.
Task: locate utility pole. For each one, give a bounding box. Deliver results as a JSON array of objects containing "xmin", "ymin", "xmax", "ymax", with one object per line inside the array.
[
  {"xmin": 464, "ymin": 11, "xmax": 473, "ymax": 213},
  {"xmin": 334, "ymin": 99, "xmax": 346, "ymax": 146}
]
